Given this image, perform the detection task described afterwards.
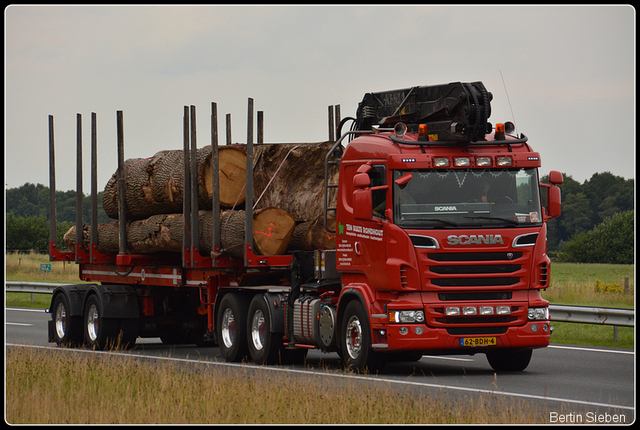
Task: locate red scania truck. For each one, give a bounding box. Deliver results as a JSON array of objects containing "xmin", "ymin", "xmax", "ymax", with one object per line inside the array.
[{"xmin": 47, "ymin": 81, "xmax": 563, "ymax": 372}]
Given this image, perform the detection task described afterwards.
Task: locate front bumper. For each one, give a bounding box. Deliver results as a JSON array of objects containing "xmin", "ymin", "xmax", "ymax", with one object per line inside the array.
[{"xmin": 373, "ymin": 320, "xmax": 550, "ymax": 352}]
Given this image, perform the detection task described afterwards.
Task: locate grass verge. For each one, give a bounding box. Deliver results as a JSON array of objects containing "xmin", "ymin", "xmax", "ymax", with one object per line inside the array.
[{"xmin": 6, "ymin": 346, "xmax": 585, "ymax": 425}]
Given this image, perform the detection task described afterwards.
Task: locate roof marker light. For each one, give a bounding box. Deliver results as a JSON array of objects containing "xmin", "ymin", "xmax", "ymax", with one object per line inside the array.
[
  {"xmin": 434, "ymin": 157, "xmax": 449, "ymax": 167},
  {"xmin": 476, "ymin": 156, "xmax": 492, "ymax": 167},
  {"xmin": 496, "ymin": 156, "xmax": 512, "ymax": 167},
  {"xmin": 454, "ymin": 157, "xmax": 470, "ymax": 167}
]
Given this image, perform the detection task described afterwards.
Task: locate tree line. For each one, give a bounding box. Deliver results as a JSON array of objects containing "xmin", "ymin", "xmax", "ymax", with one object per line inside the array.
[
  {"xmin": 541, "ymin": 171, "xmax": 634, "ymax": 263},
  {"xmin": 5, "ymin": 173, "xmax": 635, "ymax": 263},
  {"xmin": 6, "ymin": 182, "xmax": 111, "ymax": 252}
]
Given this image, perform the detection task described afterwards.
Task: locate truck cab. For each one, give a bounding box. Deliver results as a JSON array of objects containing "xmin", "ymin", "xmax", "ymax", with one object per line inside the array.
[{"xmin": 329, "ymin": 82, "xmax": 563, "ymax": 371}]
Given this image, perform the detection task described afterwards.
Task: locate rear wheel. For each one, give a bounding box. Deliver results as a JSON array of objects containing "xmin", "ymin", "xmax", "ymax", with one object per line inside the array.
[
  {"xmin": 216, "ymin": 293, "xmax": 249, "ymax": 362},
  {"xmin": 51, "ymin": 294, "xmax": 83, "ymax": 347},
  {"xmin": 486, "ymin": 349, "xmax": 532, "ymax": 372},
  {"xmin": 83, "ymin": 295, "xmax": 118, "ymax": 350},
  {"xmin": 247, "ymin": 294, "xmax": 283, "ymax": 365}
]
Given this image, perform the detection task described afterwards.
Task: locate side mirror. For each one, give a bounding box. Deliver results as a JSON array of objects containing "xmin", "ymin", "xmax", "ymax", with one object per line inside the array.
[
  {"xmin": 395, "ymin": 172, "xmax": 413, "ymax": 186},
  {"xmin": 353, "ymin": 189, "xmax": 373, "ymax": 221},
  {"xmin": 353, "ymin": 172, "xmax": 371, "ymax": 189},
  {"xmin": 549, "ymin": 170, "xmax": 563, "ymax": 185},
  {"xmin": 547, "ymin": 185, "xmax": 562, "ymax": 219}
]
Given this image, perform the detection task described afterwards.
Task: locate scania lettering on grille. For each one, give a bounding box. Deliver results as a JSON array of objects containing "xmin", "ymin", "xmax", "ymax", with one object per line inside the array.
[{"xmin": 447, "ymin": 234, "xmax": 504, "ymax": 246}]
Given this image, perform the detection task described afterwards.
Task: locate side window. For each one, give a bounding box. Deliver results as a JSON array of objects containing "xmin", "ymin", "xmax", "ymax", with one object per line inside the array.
[{"xmin": 369, "ymin": 165, "xmax": 386, "ymax": 218}]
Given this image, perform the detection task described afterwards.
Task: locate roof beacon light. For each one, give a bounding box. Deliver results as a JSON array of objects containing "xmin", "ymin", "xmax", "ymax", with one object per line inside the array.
[
  {"xmin": 495, "ymin": 123, "xmax": 506, "ymax": 140},
  {"xmin": 418, "ymin": 124, "xmax": 429, "ymax": 141}
]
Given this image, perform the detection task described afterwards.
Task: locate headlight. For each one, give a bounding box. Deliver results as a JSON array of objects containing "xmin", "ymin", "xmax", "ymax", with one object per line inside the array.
[
  {"xmin": 390, "ymin": 310, "xmax": 425, "ymax": 323},
  {"xmin": 528, "ymin": 307, "xmax": 549, "ymax": 321}
]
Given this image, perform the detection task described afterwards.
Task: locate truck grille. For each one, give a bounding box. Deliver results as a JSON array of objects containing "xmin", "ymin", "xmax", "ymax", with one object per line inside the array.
[{"xmin": 425, "ymin": 251, "xmax": 524, "ymax": 289}]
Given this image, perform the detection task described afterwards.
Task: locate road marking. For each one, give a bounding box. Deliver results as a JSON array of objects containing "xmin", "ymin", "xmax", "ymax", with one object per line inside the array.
[
  {"xmin": 6, "ymin": 307, "xmax": 48, "ymax": 312},
  {"xmin": 422, "ymin": 355, "xmax": 474, "ymax": 362},
  {"xmin": 6, "ymin": 343, "xmax": 634, "ymax": 412},
  {"xmin": 6, "ymin": 322, "xmax": 33, "ymax": 326},
  {"xmin": 548, "ymin": 344, "xmax": 634, "ymax": 355}
]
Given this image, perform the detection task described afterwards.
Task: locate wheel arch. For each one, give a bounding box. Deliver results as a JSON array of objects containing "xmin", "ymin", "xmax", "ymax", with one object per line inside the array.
[
  {"xmin": 336, "ymin": 285, "xmax": 374, "ymax": 352},
  {"xmin": 49, "ymin": 284, "xmax": 91, "ymax": 317},
  {"xmin": 83, "ymin": 284, "xmax": 140, "ymax": 319}
]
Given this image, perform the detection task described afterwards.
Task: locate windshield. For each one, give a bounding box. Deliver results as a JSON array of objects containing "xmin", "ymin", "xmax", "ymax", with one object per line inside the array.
[{"xmin": 393, "ymin": 168, "xmax": 542, "ymax": 228}]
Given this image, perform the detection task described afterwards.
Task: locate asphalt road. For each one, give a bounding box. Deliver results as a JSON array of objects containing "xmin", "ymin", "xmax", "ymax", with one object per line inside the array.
[{"xmin": 6, "ymin": 306, "xmax": 635, "ymax": 423}]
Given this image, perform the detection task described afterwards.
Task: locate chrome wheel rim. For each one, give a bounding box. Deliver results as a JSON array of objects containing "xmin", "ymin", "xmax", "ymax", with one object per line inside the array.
[
  {"xmin": 221, "ymin": 308, "xmax": 236, "ymax": 349},
  {"xmin": 86, "ymin": 303, "xmax": 99, "ymax": 342},
  {"xmin": 55, "ymin": 302, "xmax": 67, "ymax": 339},
  {"xmin": 251, "ymin": 309, "xmax": 266, "ymax": 351},
  {"xmin": 345, "ymin": 315, "xmax": 363, "ymax": 360}
]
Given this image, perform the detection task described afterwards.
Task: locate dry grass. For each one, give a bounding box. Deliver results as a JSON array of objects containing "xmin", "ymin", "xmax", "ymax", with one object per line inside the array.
[
  {"xmin": 6, "ymin": 346, "xmax": 560, "ymax": 425},
  {"xmin": 542, "ymin": 262, "xmax": 634, "ymax": 309},
  {"xmin": 5, "ymin": 251, "xmax": 83, "ymax": 284}
]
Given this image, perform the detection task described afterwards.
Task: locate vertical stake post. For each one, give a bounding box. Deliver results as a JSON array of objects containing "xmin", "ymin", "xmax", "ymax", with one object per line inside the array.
[{"xmin": 244, "ymin": 98, "xmax": 254, "ymax": 267}]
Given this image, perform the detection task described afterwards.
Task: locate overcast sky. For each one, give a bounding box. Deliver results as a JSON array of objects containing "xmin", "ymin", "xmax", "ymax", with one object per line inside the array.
[{"xmin": 4, "ymin": 5, "xmax": 635, "ymax": 194}]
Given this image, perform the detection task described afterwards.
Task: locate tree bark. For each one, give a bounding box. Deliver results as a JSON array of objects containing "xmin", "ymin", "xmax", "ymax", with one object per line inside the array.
[
  {"xmin": 288, "ymin": 215, "xmax": 336, "ymax": 251},
  {"xmin": 64, "ymin": 207, "xmax": 295, "ymax": 258},
  {"xmin": 101, "ymin": 141, "xmax": 339, "ymax": 223},
  {"xmin": 102, "ymin": 145, "xmax": 248, "ymax": 220},
  {"xmin": 252, "ymin": 141, "xmax": 339, "ymax": 222}
]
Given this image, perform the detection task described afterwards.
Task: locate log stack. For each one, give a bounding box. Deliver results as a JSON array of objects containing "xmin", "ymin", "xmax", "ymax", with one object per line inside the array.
[{"xmin": 67, "ymin": 141, "xmax": 339, "ymax": 258}]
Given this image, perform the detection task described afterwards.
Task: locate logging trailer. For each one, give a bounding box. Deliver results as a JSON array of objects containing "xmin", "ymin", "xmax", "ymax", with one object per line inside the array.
[{"xmin": 47, "ymin": 81, "xmax": 563, "ymax": 372}]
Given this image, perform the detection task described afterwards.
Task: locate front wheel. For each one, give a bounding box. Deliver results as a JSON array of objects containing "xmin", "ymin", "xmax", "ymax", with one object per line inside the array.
[
  {"xmin": 216, "ymin": 293, "xmax": 249, "ymax": 362},
  {"xmin": 247, "ymin": 294, "xmax": 283, "ymax": 365},
  {"xmin": 340, "ymin": 300, "xmax": 382, "ymax": 373},
  {"xmin": 486, "ymin": 349, "xmax": 533, "ymax": 372}
]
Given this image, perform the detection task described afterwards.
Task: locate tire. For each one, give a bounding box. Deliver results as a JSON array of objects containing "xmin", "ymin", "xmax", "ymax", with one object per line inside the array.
[
  {"xmin": 247, "ymin": 294, "xmax": 283, "ymax": 365},
  {"xmin": 83, "ymin": 295, "xmax": 118, "ymax": 350},
  {"xmin": 216, "ymin": 293, "xmax": 249, "ymax": 362},
  {"xmin": 340, "ymin": 300, "xmax": 383, "ymax": 373},
  {"xmin": 51, "ymin": 294, "xmax": 83, "ymax": 347},
  {"xmin": 486, "ymin": 349, "xmax": 533, "ymax": 372}
]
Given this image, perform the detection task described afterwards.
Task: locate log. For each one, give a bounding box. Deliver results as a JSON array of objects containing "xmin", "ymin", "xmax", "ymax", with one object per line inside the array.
[
  {"xmin": 102, "ymin": 145, "xmax": 248, "ymax": 220},
  {"xmin": 253, "ymin": 141, "xmax": 339, "ymax": 222},
  {"xmin": 288, "ymin": 215, "xmax": 336, "ymax": 251},
  {"xmin": 102, "ymin": 141, "xmax": 339, "ymax": 223},
  {"xmin": 64, "ymin": 207, "xmax": 295, "ymax": 258}
]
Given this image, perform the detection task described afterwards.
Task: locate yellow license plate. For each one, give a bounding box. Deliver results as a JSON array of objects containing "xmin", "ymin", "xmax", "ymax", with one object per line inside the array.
[{"xmin": 460, "ymin": 337, "xmax": 496, "ymax": 347}]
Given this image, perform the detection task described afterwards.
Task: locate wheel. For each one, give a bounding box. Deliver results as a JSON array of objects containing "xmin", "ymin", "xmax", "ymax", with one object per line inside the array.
[
  {"xmin": 486, "ymin": 349, "xmax": 533, "ymax": 372},
  {"xmin": 83, "ymin": 295, "xmax": 118, "ymax": 350},
  {"xmin": 51, "ymin": 294, "xmax": 83, "ymax": 347},
  {"xmin": 340, "ymin": 300, "xmax": 383, "ymax": 372},
  {"xmin": 247, "ymin": 294, "xmax": 283, "ymax": 365},
  {"xmin": 216, "ymin": 293, "xmax": 249, "ymax": 362}
]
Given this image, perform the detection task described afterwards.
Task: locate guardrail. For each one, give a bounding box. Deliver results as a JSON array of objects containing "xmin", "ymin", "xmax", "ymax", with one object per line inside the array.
[{"xmin": 6, "ymin": 281, "xmax": 634, "ymax": 326}]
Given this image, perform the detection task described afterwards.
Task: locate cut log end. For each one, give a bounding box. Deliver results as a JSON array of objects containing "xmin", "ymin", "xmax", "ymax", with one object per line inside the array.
[{"xmin": 252, "ymin": 207, "xmax": 296, "ymax": 256}]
